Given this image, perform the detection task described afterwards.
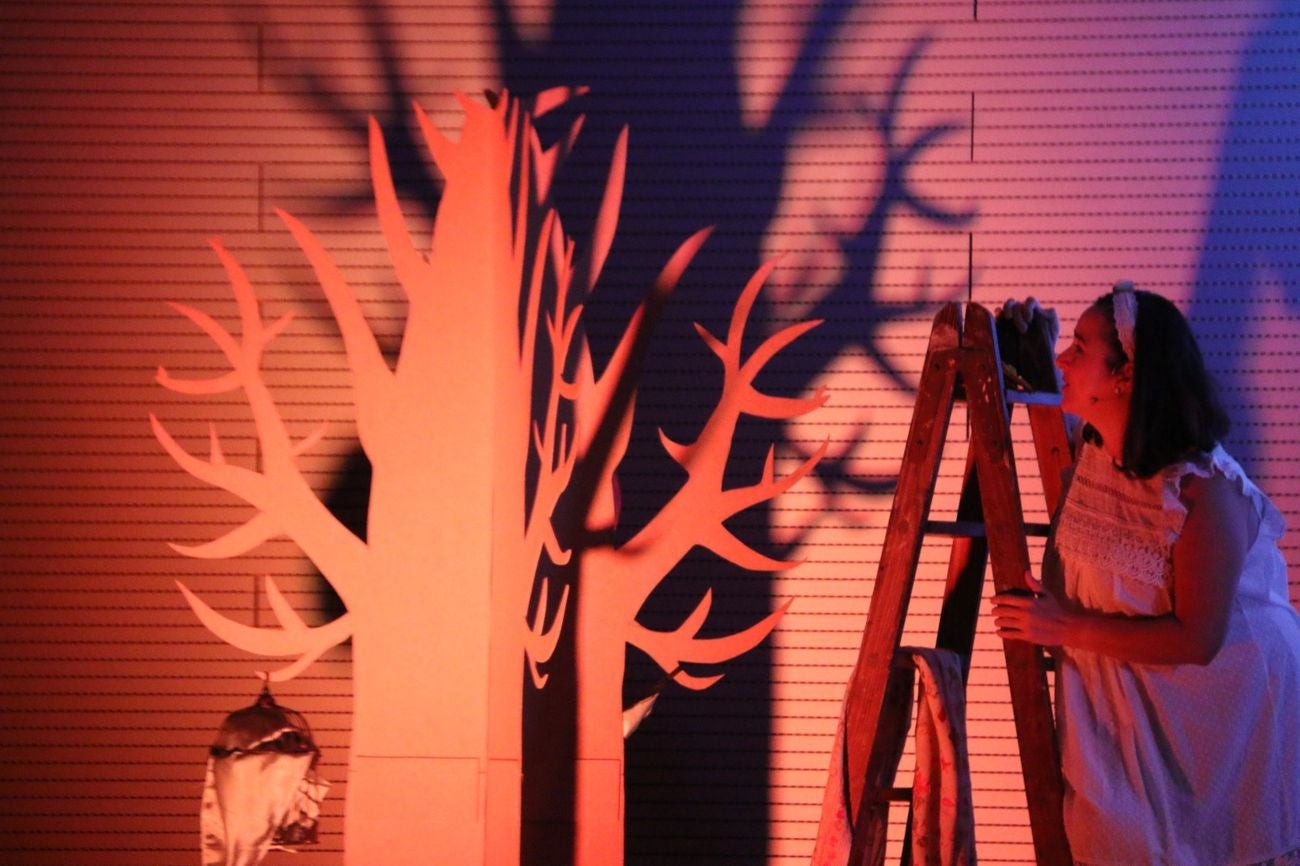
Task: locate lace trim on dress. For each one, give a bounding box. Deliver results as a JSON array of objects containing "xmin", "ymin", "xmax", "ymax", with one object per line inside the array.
[
  {"xmin": 1055, "ymin": 500, "xmax": 1172, "ymax": 589},
  {"xmin": 1071, "ymin": 463, "xmax": 1167, "ymax": 514}
]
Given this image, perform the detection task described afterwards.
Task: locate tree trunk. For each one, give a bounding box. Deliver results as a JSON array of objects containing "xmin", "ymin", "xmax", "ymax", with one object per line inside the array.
[
  {"xmin": 343, "ymin": 581, "xmax": 491, "ymax": 863},
  {"xmin": 573, "ymin": 550, "xmax": 631, "ymax": 865},
  {"xmin": 341, "ymin": 416, "xmax": 498, "ymax": 863}
]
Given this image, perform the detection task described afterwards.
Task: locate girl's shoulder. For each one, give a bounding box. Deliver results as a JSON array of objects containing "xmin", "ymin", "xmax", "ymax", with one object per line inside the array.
[{"xmin": 1161, "ymin": 445, "xmax": 1286, "ymax": 540}]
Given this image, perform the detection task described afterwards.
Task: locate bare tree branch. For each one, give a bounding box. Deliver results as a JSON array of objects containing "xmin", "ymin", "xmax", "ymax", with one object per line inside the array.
[
  {"xmin": 177, "ymin": 576, "xmax": 353, "ymax": 683},
  {"xmin": 628, "ymin": 592, "xmax": 794, "ymax": 690},
  {"xmin": 623, "ymin": 258, "xmax": 828, "ymax": 600},
  {"xmin": 154, "ymin": 240, "xmax": 369, "ymax": 607}
]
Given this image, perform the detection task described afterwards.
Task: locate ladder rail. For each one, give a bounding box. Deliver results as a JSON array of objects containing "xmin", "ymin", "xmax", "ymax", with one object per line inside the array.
[
  {"xmin": 962, "ymin": 306, "xmax": 1072, "ymax": 865},
  {"xmin": 840, "ymin": 304, "xmax": 962, "ymax": 865},
  {"xmin": 831, "ymin": 301, "xmax": 1073, "ymax": 866}
]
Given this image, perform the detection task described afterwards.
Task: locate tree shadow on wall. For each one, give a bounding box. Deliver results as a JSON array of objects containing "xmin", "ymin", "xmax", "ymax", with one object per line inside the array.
[
  {"xmin": 1189, "ymin": 0, "xmax": 1300, "ymax": 475},
  {"xmin": 252, "ymin": 2, "xmax": 973, "ymax": 862}
]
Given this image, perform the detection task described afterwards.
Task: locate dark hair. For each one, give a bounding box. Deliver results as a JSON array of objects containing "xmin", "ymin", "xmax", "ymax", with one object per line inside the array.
[{"xmin": 1086, "ymin": 288, "xmax": 1229, "ymax": 477}]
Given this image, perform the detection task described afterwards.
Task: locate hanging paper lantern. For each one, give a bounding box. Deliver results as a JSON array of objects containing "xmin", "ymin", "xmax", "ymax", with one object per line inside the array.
[{"xmin": 200, "ymin": 686, "xmax": 329, "ymax": 866}]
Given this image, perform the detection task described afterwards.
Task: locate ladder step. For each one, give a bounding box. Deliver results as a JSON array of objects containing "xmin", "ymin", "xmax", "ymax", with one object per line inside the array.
[
  {"xmin": 881, "ymin": 787, "xmax": 912, "ymax": 803},
  {"xmin": 1005, "ymin": 390, "xmax": 1062, "ymax": 407},
  {"xmin": 925, "ymin": 520, "xmax": 1051, "ymax": 538},
  {"xmin": 953, "ymin": 386, "xmax": 1062, "ymax": 407}
]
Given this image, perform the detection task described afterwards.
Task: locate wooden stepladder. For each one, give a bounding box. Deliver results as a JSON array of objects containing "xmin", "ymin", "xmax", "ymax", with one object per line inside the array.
[{"xmin": 838, "ymin": 301, "xmax": 1073, "ymax": 865}]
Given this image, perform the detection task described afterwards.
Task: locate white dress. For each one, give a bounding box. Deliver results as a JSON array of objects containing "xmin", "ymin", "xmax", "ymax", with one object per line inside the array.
[{"xmin": 1049, "ymin": 441, "xmax": 1300, "ymax": 866}]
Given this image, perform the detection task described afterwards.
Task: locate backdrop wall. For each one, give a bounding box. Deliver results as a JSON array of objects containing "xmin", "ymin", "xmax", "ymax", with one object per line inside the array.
[{"xmin": 3, "ymin": 2, "xmax": 1298, "ymax": 863}]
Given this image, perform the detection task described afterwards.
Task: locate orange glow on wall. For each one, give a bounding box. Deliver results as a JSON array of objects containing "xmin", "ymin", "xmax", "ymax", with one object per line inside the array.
[
  {"xmin": 153, "ymin": 89, "xmax": 825, "ymax": 864},
  {"xmin": 5, "ymin": 4, "xmax": 1298, "ymax": 864}
]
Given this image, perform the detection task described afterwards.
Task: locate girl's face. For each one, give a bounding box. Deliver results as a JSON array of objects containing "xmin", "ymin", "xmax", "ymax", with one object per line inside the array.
[{"xmin": 1056, "ymin": 305, "xmax": 1130, "ymax": 423}]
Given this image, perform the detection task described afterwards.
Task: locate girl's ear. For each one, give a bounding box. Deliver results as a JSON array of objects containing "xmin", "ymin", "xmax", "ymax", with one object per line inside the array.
[{"xmin": 1115, "ymin": 360, "xmax": 1134, "ymax": 394}]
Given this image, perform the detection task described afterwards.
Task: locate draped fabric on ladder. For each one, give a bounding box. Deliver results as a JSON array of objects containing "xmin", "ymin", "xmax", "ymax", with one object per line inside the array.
[{"xmin": 812, "ymin": 647, "xmax": 975, "ymax": 866}]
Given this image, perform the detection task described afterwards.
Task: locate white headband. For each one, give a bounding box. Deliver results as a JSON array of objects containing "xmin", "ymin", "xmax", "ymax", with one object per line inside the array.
[{"xmin": 1112, "ymin": 280, "xmax": 1137, "ymax": 361}]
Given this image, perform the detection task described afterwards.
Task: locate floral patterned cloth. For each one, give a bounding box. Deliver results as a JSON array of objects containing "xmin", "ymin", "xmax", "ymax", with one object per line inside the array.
[
  {"xmin": 909, "ymin": 649, "xmax": 976, "ymax": 866},
  {"xmin": 813, "ymin": 647, "xmax": 974, "ymax": 865}
]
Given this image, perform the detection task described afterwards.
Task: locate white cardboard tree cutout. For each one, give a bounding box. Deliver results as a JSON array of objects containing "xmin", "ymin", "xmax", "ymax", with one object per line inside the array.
[
  {"xmin": 566, "ymin": 253, "xmax": 829, "ymax": 862},
  {"xmin": 154, "ymin": 90, "xmax": 825, "ymax": 865}
]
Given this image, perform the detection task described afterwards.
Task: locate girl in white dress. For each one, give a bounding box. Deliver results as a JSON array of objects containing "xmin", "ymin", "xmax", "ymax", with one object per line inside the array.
[{"xmin": 993, "ymin": 286, "xmax": 1300, "ymax": 865}]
